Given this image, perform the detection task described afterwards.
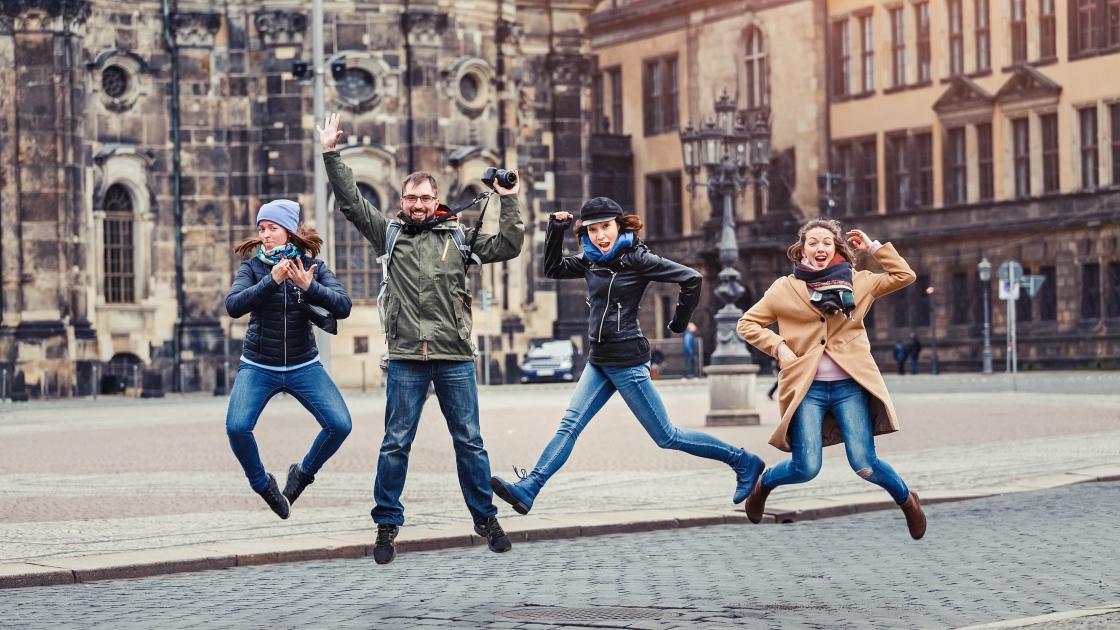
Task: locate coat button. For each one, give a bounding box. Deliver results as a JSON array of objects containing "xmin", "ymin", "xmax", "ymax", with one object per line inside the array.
[
  {"xmin": 819, "ymin": 317, "xmax": 826, "ymax": 323},
  {"xmin": 820, "ymin": 339, "xmax": 826, "ymax": 345}
]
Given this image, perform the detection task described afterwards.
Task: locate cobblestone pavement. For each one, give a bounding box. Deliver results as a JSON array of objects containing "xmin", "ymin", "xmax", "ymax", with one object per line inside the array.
[
  {"xmin": 2, "ymin": 483, "xmax": 1117, "ymax": 629},
  {"xmin": 1, "ymin": 373, "xmax": 1118, "ymax": 563}
]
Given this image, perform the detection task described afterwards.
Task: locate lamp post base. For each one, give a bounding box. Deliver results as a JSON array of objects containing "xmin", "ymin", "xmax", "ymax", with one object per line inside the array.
[{"xmin": 703, "ymin": 363, "xmax": 761, "ymax": 426}]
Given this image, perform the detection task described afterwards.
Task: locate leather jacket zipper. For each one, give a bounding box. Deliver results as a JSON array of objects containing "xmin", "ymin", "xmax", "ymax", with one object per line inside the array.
[
  {"xmin": 597, "ymin": 270, "xmax": 617, "ymax": 342},
  {"xmin": 617, "ymin": 302, "xmax": 621, "ymax": 332}
]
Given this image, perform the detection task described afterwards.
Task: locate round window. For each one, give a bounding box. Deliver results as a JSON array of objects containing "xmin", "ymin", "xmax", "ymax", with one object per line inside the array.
[
  {"xmin": 102, "ymin": 65, "xmax": 129, "ymax": 99},
  {"xmin": 335, "ymin": 67, "xmax": 377, "ymax": 103},
  {"xmin": 458, "ymin": 73, "xmax": 480, "ymax": 104}
]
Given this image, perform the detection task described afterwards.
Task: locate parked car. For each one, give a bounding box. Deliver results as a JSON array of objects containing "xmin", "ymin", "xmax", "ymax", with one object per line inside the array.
[{"xmin": 519, "ymin": 339, "xmax": 577, "ymax": 384}]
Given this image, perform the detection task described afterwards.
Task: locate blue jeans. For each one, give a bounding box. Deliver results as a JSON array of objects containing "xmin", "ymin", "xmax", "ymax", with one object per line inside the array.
[
  {"xmin": 523, "ymin": 362, "xmax": 743, "ymax": 490},
  {"xmin": 372, "ymin": 360, "xmax": 496, "ymax": 526},
  {"xmin": 761, "ymin": 379, "xmax": 910, "ymax": 504},
  {"xmin": 226, "ymin": 361, "xmax": 352, "ymax": 492}
]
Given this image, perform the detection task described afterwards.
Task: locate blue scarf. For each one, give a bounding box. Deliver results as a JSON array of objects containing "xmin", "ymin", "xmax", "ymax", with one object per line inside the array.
[
  {"xmin": 581, "ymin": 232, "xmax": 635, "ymax": 263},
  {"xmin": 257, "ymin": 242, "xmax": 302, "ymax": 266}
]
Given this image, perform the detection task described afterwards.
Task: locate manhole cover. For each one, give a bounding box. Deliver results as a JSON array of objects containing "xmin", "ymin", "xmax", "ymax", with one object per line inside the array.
[{"xmin": 497, "ymin": 606, "xmax": 670, "ymax": 621}]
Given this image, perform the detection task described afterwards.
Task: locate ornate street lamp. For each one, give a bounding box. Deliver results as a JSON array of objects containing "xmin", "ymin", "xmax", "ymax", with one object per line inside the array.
[
  {"xmin": 679, "ymin": 87, "xmax": 773, "ymax": 426},
  {"xmin": 977, "ymin": 257, "xmax": 993, "ymax": 374}
]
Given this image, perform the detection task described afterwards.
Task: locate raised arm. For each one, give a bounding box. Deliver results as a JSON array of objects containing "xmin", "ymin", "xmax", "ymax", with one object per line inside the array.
[
  {"xmin": 319, "ymin": 112, "xmax": 388, "ymax": 255},
  {"xmin": 466, "ymin": 193, "xmax": 525, "ymax": 264},
  {"xmin": 542, "ymin": 212, "xmax": 587, "ymax": 279},
  {"xmin": 847, "ymin": 229, "xmax": 916, "ymax": 298}
]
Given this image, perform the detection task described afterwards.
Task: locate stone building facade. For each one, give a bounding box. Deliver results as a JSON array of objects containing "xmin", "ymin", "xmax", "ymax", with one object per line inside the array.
[
  {"xmin": 0, "ymin": 0, "xmax": 598, "ymax": 396},
  {"xmin": 586, "ymin": 0, "xmax": 1120, "ymax": 372}
]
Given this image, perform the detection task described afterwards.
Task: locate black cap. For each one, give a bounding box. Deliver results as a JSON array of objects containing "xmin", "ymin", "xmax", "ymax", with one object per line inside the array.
[{"xmin": 578, "ymin": 197, "xmax": 624, "ymax": 226}]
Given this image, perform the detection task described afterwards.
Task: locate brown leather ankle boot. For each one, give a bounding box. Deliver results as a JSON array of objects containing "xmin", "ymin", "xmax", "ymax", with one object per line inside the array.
[
  {"xmin": 744, "ymin": 476, "xmax": 772, "ymax": 524},
  {"xmin": 900, "ymin": 492, "xmax": 926, "ymax": 539}
]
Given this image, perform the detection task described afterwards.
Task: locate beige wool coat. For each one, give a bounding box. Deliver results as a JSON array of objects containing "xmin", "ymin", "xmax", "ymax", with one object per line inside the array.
[{"xmin": 737, "ymin": 243, "xmax": 916, "ymax": 452}]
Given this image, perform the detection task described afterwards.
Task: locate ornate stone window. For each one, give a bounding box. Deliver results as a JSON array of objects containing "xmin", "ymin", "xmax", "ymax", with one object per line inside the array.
[
  {"xmin": 101, "ymin": 65, "xmax": 128, "ymax": 99},
  {"xmin": 743, "ymin": 26, "xmax": 769, "ymax": 111},
  {"xmin": 90, "ymin": 50, "xmax": 148, "ymax": 112},
  {"xmin": 330, "ymin": 54, "xmax": 392, "ymax": 112},
  {"xmin": 103, "ymin": 184, "xmax": 135, "ymax": 304},
  {"xmin": 334, "ymin": 183, "xmax": 384, "ymax": 300},
  {"xmin": 447, "ymin": 58, "xmax": 494, "ymax": 117}
]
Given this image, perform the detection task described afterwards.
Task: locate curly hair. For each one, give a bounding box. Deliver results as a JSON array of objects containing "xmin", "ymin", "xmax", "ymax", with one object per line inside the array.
[{"xmin": 786, "ymin": 218, "xmax": 855, "ymax": 264}]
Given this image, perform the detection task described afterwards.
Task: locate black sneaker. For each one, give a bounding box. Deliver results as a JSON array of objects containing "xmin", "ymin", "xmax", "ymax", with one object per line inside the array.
[
  {"xmin": 256, "ymin": 473, "xmax": 290, "ymax": 519},
  {"xmin": 282, "ymin": 463, "xmax": 315, "ymax": 506},
  {"xmin": 373, "ymin": 524, "xmax": 399, "ymax": 564},
  {"xmin": 474, "ymin": 516, "xmax": 512, "ymax": 553}
]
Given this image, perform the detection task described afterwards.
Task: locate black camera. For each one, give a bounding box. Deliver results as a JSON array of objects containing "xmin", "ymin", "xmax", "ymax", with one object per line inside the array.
[{"xmin": 481, "ymin": 167, "xmax": 517, "ymax": 190}]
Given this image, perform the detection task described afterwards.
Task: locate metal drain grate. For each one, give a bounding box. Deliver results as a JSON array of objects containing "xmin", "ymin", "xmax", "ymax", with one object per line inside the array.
[{"xmin": 497, "ymin": 606, "xmax": 671, "ymax": 621}]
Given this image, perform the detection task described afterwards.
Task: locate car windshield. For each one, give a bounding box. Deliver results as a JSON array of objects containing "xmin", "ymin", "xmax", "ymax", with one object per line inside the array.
[{"xmin": 526, "ymin": 341, "xmax": 571, "ymax": 358}]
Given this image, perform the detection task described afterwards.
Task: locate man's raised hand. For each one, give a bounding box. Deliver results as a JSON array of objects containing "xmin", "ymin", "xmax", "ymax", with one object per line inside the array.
[{"xmin": 316, "ymin": 112, "xmax": 344, "ymax": 152}]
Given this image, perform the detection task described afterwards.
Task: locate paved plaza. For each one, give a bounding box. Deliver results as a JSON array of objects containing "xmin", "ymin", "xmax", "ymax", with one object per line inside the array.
[
  {"xmin": 0, "ymin": 371, "xmax": 1117, "ymax": 567},
  {"xmin": 1, "ymin": 482, "xmax": 1117, "ymax": 628}
]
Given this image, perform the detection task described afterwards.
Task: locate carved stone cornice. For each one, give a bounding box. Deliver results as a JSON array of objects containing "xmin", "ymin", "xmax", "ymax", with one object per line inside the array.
[
  {"xmin": 254, "ymin": 10, "xmax": 306, "ymax": 47},
  {"xmin": 3, "ymin": 0, "xmax": 90, "ymax": 33},
  {"xmin": 545, "ymin": 52, "xmax": 592, "ymax": 86},
  {"xmin": 173, "ymin": 12, "xmax": 221, "ymax": 49},
  {"xmin": 401, "ymin": 11, "xmax": 449, "ymax": 47}
]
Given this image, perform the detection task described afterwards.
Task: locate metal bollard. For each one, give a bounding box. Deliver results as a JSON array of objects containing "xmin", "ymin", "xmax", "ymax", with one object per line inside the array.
[
  {"xmin": 1, "ymin": 368, "xmax": 7, "ymax": 401},
  {"xmin": 93, "ymin": 364, "xmax": 99, "ymax": 400},
  {"xmin": 133, "ymin": 365, "xmax": 140, "ymax": 398}
]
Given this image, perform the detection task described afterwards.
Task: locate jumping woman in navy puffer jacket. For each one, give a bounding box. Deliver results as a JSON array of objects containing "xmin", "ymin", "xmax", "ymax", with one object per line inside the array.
[{"xmin": 225, "ymin": 199, "xmax": 353, "ymax": 519}]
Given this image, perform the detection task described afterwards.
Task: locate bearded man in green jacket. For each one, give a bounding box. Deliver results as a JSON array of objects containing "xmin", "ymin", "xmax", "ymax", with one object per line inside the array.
[{"xmin": 319, "ymin": 113, "xmax": 523, "ymax": 565}]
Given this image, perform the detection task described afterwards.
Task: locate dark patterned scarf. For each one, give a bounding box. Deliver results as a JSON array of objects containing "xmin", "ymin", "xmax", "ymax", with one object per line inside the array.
[{"xmin": 794, "ymin": 253, "xmax": 856, "ymax": 318}]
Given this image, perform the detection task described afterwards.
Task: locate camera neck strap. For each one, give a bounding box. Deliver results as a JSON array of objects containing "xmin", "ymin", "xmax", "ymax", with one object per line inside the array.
[{"xmin": 430, "ymin": 190, "xmax": 494, "ymax": 267}]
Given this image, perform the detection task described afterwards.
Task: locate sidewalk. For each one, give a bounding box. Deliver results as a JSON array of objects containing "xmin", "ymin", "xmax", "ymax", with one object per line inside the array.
[
  {"xmin": 1, "ymin": 375, "xmax": 1118, "ymax": 588},
  {"xmin": 3, "ymin": 482, "xmax": 1119, "ymax": 628}
]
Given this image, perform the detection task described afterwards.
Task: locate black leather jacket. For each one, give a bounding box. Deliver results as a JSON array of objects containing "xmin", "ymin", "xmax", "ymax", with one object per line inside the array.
[
  {"xmin": 544, "ymin": 216, "xmax": 702, "ymax": 343},
  {"xmin": 225, "ymin": 255, "xmax": 352, "ymax": 367}
]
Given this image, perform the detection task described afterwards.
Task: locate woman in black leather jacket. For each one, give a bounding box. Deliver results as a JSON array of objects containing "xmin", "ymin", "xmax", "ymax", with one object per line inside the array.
[
  {"xmin": 490, "ymin": 197, "xmax": 764, "ymax": 515},
  {"xmin": 224, "ymin": 199, "xmax": 353, "ymax": 519}
]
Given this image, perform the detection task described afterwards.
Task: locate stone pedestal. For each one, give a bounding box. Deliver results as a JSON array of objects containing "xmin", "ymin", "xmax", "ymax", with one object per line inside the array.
[{"xmin": 704, "ymin": 363, "xmax": 761, "ymax": 426}]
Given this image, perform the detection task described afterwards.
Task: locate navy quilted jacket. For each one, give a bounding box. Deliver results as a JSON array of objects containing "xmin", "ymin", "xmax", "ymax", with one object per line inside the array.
[{"xmin": 225, "ymin": 255, "xmax": 352, "ymax": 366}]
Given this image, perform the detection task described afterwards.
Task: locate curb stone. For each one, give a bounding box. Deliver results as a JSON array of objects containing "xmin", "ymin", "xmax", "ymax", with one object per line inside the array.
[{"xmin": 3, "ymin": 465, "xmax": 1118, "ymax": 589}]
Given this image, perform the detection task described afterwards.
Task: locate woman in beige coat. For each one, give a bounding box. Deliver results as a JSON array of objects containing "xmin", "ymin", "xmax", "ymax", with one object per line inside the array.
[{"xmin": 737, "ymin": 219, "xmax": 926, "ymax": 539}]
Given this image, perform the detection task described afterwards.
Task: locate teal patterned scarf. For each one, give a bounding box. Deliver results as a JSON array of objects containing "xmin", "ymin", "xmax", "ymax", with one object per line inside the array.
[{"xmin": 257, "ymin": 242, "xmax": 302, "ymax": 266}]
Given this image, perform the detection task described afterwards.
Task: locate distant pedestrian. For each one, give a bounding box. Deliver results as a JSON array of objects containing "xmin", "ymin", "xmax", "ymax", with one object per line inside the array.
[
  {"xmin": 225, "ymin": 199, "xmax": 354, "ymax": 520},
  {"xmin": 767, "ymin": 358, "xmax": 780, "ymax": 400},
  {"xmin": 489, "ymin": 203, "xmax": 764, "ymax": 517},
  {"xmin": 650, "ymin": 346, "xmax": 665, "ymax": 380},
  {"xmin": 738, "ymin": 219, "xmax": 926, "ymax": 539},
  {"xmin": 894, "ymin": 340, "xmax": 908, "ymax": 375},
  {"xmin": 907, "ymin": 333, "xmax": 922, "ymax": 375},
  {"xmin": 683, "ymin": 322, "xmax": 699, "ymax": 378}
]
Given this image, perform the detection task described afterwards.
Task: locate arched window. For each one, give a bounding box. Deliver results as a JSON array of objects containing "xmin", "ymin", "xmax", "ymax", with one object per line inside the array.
[
  {"xmin": 745, "ymin": 26, "xmax": 769, "ymax": 110},
  {"xmin": 333, "ymin": 183, "xmax": 383, "ymax": 301},
  {"xmin": 103, "ymin": 184, "xmax": 135, "ymax": 303}
]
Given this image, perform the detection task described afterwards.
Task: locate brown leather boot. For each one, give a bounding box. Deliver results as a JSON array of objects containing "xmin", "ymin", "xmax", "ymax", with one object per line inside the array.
[
  {"xmin": 744, "ymin": 476, "xmax": 772, "ymax": 524},
  {"xmin": 900, "ymin": 492, "xmax": 926, "ymax": 540}
]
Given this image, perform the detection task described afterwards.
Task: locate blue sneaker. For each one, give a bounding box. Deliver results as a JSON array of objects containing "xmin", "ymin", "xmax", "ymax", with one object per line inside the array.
[
  {"xmin": 732, "ymin": 451, "xmax": 765, "ymax": 504},
  {"xmin": 490, "ymin": 469, "xmax": 539, "ymax": 515}
]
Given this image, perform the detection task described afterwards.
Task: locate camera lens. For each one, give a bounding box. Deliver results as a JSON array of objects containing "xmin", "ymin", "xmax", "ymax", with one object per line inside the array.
[{"xmin": 497, "ymin": 169, "xmax": 517, "ymax": 188}]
